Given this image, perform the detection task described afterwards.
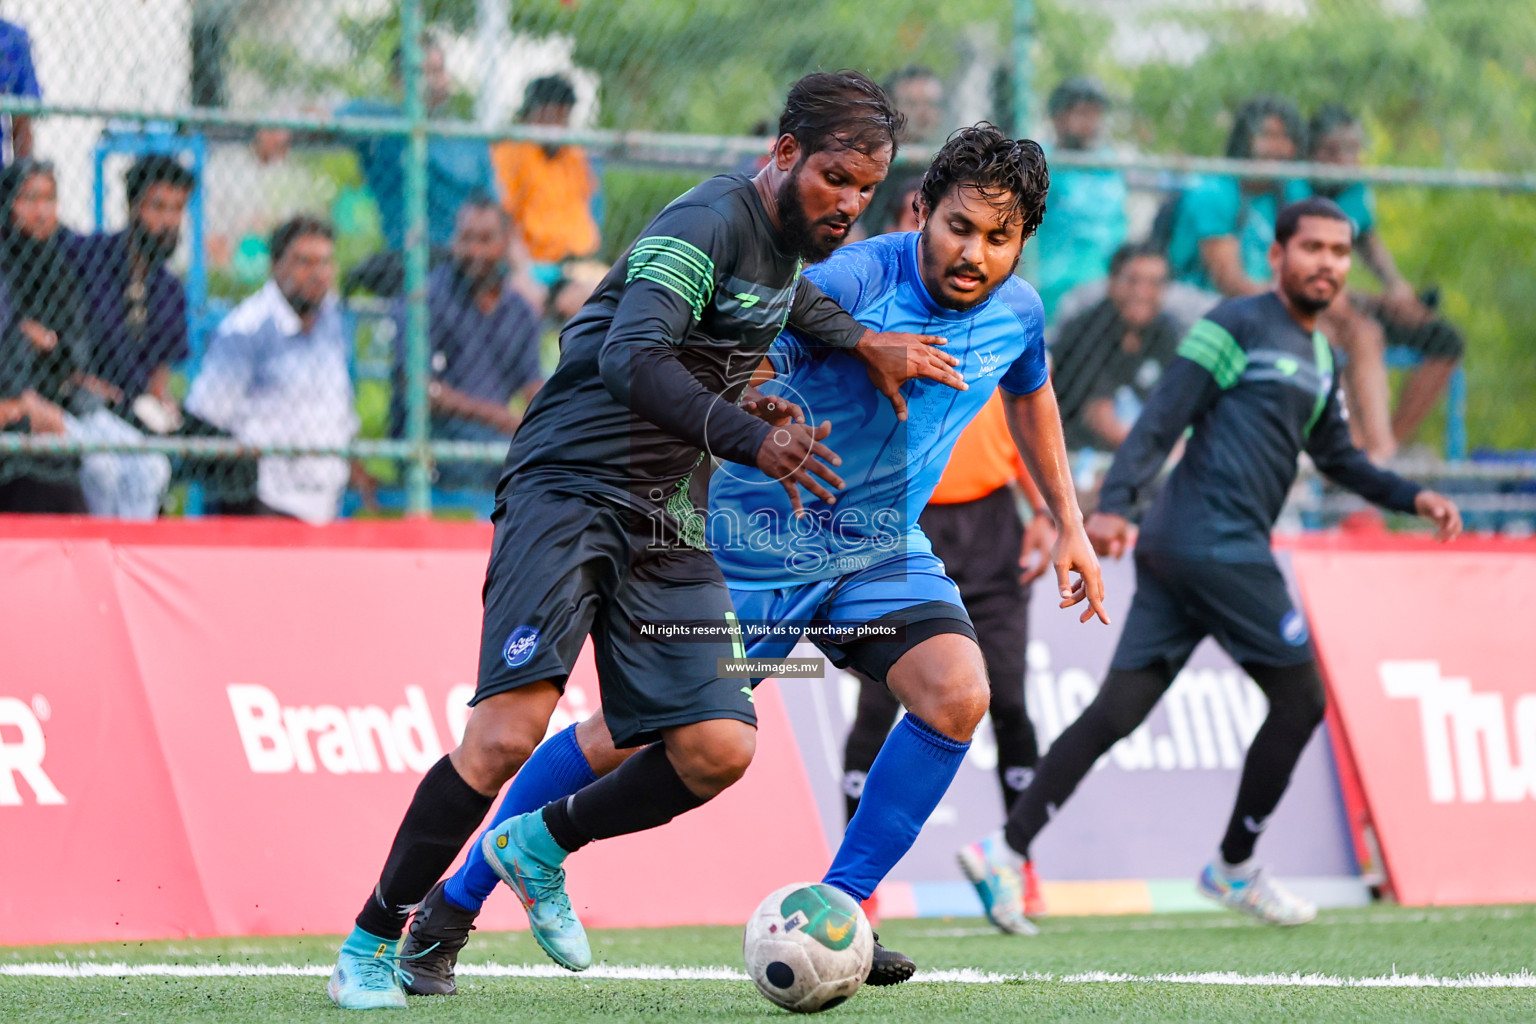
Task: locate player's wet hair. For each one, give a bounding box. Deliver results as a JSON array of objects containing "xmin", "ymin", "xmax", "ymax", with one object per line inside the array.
[
  {"xmin": 1108, "ymin": 240, "xmax": 1167, "ymax": 278},
  {"xmin": 778, "ymin": 70, "xmax": 904, "ymax": 161},
  {"xmin": 1307, "ymin": 104, "xmax": 1358, "ymax": 157},
  {"xmin": 918, "ymin": 123, "xmax": 1050, "ymax": 240},
  {"xmin": 1226, "ymin": 95, "xmax": 1306, "ymax": 159},
  {"xmin": 1274, "ymin": 197, "xmax": 1354, "ymax": 247}
]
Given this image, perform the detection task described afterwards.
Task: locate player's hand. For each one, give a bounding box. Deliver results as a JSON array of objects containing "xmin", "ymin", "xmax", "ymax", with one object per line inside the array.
[
  {"xmin": 1414, "ymin": 489, "xmax": 1462, "ymax": 542},
  {"xmin": 755, "ymin": 419, "xmax": 844, "ymax": 516},
  {"xmin": 1019, "ymin": 509, "xmax": 1056, "ymax": 586},
  {"xmin": 740, "ymin": 386, "xmax": 805, "ymax": 427},
  {"xmin": 1085, "ymin": 511, "xmax": 1135, "ymax": 560},
  {"xmin": 852, "ymin": 329, "xmax": 966, "ymax": 422},
  {"xmin": 1054, "ymin": 520, "xmax": 1110, "ymax": 625}
]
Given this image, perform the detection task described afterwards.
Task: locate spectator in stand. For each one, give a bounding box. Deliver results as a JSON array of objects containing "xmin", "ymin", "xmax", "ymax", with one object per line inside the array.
[
  {"xmin": 395, "ymin": 195, "xmax": 542, "ymax": 490},
  {"xmin": 1033, "ymin": 77, "xmax": 1128, "ymax": 317},
  {"xmin": 65, "ymin": 155, "xmax": 191, "ymax": 419},
  {"xmin": 1166, "ymin": 95, "xmax": 1305, "ymax": 297},
  {"xmin": 0, "ymin": 160, "xmax": 168, "ymax": 517},
  {"xmin": 1164, "ymin": 96, "xmax": 1394, "ymax": 463},
  {"xmin": 186, "ymin": 216, "xmax": 357, "ymax": 523},
  {"xmin": 0, "ymin": 211, "xmax": 82, "ymax": 513},
  {"xmin": 0, "ymin": 17, "xmax": 40, "ymax": 164},
  {"xmin": 339, "ymin": 35, "xmax": 494, "ymax": 255},
  {"xmin": 1051, "ymin": 243, "xmax": 1181, "ymax": 455},
  {"xmin": 854, "ymin": 68, "xmax": 943, "ymax": 238},
  {"xmin": 491, "ymin": 75, "xmax": 601, "ymax": 286},
  {"xmin": 887, "ymin": 66, "xmax": 946, "ymax": 148},
  {"xmin": 65, "ymin": 154, "xmax": 256, "ymax": 506},
  {"xmin": 1298, "ymin": 106, "xmax": 1465, "ymax": 458}
]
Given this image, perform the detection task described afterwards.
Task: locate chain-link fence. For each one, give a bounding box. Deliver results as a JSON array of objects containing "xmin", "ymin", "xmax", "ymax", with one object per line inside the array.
[{"xmin": 0, "ymin": 0, "xmax": 1532, "ymax": 526}]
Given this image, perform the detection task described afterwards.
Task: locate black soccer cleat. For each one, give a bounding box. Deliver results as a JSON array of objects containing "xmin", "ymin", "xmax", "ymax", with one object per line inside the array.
[
  {"xmin": 864, "ymin": 931, "xmax": 917, "ymax": 986},
  {"xmin": 399, "ymin": 880, "xmax": 481, "ymax": 996}
]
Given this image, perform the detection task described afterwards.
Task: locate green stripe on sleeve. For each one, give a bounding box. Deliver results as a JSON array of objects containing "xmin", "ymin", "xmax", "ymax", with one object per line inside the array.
[
  {"xmin": 626, "ymin": 236, "xmax": 717, "ymax": 320},
  {"xmin": 1177, "ymin": 319, "xmax": 1248, "ymax": 389}
]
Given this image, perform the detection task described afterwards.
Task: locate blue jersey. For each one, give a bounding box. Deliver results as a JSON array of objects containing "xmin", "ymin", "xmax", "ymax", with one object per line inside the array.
[{"xmin": 708, "ymin": 232, "xmax": 1048, "ymax": 587}]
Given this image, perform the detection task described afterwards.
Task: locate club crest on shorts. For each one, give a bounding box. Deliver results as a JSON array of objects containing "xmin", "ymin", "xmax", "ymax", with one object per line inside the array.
[
  {"xmin": 502, "ymin": 625, "xmax": 541, "ymax": 668},
  {"xmin": 1280, "ymin": 609, "xmax": 1309, "ymax": 646}
]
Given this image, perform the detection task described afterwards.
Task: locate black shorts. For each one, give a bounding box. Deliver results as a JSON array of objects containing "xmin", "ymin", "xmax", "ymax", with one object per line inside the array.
[
  {"xmin": 1109, "ymin": 550, "xmax": 1313, "ymax": 674},
  {"xmin": 1351, "ymin": 292, "xmax": 1465, "ymax": 361},
  {"xmin": 474, "ymin": 482, "xmax": 756, "ymax": 748}
]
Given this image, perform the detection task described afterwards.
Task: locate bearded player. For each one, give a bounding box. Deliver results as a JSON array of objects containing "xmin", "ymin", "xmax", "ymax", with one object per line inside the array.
[
  {"xmin": 397, "ymin": 125, "xmax": 1109, "ymax": 994},
  {"xmin": 326, "ymin": 72, "xmax": 970, "ymax": 1010},
  {"xmin": 958, "ymin": 196, "xmax": 1461, "ymax": 930}
]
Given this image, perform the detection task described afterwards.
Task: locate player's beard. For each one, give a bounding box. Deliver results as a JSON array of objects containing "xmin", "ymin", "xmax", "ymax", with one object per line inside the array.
[
  {"xmin": 1284, "ymin": 271, "xmax": 1338, "ymax": 315},
  {"xmin": 918, "ymin": 224, "xmax": 1021, "ymax": 311},
  {"xmin": 776, "ymin": 163, "xmax": 851, "ymax": 263}
]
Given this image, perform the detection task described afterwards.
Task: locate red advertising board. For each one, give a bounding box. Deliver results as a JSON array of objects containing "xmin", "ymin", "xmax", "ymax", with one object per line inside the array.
[
  {"xmin": 0, "ymin": 519, "xmax": 827, "ymax": 945},
  {"xmin": 1293, "ymin": 545, "xmax": 1536, "ymax": 906},
  {"xmin": 5, "ymin": 518, "xmax": 1532, "ymax": 944},
  {"xmin": 0, "ymin": 540, "xmax": 213, "ymax": 943}
]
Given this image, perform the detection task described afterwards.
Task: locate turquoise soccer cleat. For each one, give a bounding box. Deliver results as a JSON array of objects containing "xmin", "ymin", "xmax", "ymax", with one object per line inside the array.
[
  {"xmin": 325, "ymin": 926, "xmax": 410, "ymax": 1010},
  {"xmin": 957, "ymin": 833, "xmax": 1040, "ymax": 936},
  {"xmin": 481, "ymin": 811, "xmax": 592, "ymax": 971}
]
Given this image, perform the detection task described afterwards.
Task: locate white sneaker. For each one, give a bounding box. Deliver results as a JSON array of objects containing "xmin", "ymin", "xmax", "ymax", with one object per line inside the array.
[{"xmin": 1196, "ymin": 859, "xmax": 1316, "ymax": 926}]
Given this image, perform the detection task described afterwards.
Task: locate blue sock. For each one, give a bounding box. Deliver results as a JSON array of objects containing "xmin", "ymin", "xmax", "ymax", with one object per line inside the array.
[
  {"xmin": 822, "ymin": 714, "xmax": 969, "ymax": 902},
  {"xmin": 442, "ymin": 723, "xmax": 596, "ymax": 911}
]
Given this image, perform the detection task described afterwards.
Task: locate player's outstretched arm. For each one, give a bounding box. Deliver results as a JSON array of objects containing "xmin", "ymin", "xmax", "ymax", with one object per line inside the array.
[
  {"xmin": 1003, "ymin": 385, "xmax": 1110, "ymax": 626},
  {"xmin": 1304, "ymin": 371, "xmax": 1459, "ymax": 540}
]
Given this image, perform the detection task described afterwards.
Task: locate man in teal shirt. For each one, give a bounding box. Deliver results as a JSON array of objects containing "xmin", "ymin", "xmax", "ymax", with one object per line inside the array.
[
  {"xmin": 1165, "ymin": 95, "xmax": 1305, "ymax": 295},
  {"xmin": 337, "ymin": 38, "xmax": 494, "ymax": 252},
  {"xmin": 1034, "ymin": 77, "xmax": 1127, "ymax": 317},
  {"xmin": 1291, "ymin": 106, "xmax": 1464, "ymax": 459}
]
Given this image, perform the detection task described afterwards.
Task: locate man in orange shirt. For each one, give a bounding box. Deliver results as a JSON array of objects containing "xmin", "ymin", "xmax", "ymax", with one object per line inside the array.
[
  {"xmin": 491, "ymin": 75, "xmax": 601, "ymax": 283},
  {"xmin": 840, "ymin": 391, "xmax": 1055, "ymax": 921}
]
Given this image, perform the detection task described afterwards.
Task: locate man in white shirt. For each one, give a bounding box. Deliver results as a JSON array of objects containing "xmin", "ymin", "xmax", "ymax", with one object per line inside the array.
[{"xmin": 187, "ymin": 215, "xmax": 357, "ymax": 524}]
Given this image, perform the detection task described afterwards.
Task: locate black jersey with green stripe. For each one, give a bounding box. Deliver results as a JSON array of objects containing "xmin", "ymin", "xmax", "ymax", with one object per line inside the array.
[
  {"xmin": 501, "ymin": 173, "xmax": 865, "ymax": 532},
  {"xmin": 1097, "ymin": 291, "xmax": 1421, "ymax": 562}
]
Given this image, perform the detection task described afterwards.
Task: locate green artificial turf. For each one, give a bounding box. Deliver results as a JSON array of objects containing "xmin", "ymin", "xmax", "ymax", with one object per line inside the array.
[{"xmin": 3, "ymin": 905, "xmax": 1534, "ymax": 1023}]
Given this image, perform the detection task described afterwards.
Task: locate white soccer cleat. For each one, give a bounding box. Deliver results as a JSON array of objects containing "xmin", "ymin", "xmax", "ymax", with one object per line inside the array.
[{"xmin": 1197, "ymin": 859, "xmax": 1317, "ymax": 926}]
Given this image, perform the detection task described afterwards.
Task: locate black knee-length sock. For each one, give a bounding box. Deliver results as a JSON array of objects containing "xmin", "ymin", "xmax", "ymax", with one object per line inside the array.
[
  {"xmin": 541, "ymin": 742, "xmax": 707, "ymax": 853},
  {"xmin": 355, "ymin": 755, "xmax": 492, "ymax": 940}
]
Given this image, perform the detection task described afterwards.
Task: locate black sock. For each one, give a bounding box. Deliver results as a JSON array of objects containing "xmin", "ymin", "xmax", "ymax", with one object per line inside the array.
[
  {"xmin": 1220, "ymin": 661, "xmax": 1327, "ymax": 864},
  {"xmin": 542, "ymin": 742, "xmax": 706, "ymax": 853},
  {"xmin": 988, "ymin": 677, "xmax": 1039, "ymax": 814},
  {"xmin": 1003, "ymin": 666, "xmax": 1171, "ymax": 858},
  {"xmin": 355, "ymin": 755, "xmax": 492, "ymax": 940},
  {"xmin": 841, "ymin": 673, "xmax": 902, "ymax": 824}
]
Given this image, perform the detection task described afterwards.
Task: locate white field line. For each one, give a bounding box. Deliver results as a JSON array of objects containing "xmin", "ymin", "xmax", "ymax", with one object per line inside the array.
[{"xmin": 3, "ymin": 962, "xmax": 1535, "ymax": 988}]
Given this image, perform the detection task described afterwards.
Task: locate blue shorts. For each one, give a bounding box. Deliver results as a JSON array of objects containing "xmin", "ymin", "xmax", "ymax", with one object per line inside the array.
[{"xmin": 728, "ymin": 549, "xmax": 976, "ymax": 684}]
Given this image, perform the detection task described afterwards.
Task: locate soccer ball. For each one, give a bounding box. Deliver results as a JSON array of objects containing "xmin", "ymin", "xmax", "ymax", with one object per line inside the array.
[{"xmin": 743, "ymin": 882, "xmax": 874, "ymax": 1013}]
